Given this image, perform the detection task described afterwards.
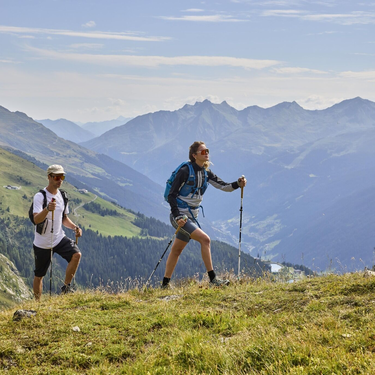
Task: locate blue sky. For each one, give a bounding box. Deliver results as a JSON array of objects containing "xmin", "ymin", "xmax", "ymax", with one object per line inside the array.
[{"xmin": 0, "ymin": 0, "xmax": 374, "ymax": 122}]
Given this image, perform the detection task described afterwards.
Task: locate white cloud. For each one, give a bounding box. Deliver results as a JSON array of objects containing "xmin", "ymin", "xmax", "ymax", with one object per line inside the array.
[
  {"xmin": 262, "ymin": 9, "xmax": 375, "ymax": 25},
  {"xmin": 262, "ymin": 9, "xmax": 306, "ymax": 17},
  {"xmin": 0, "ymin": 59, "xmax": 18, "ymax": 64},
  {"xmin": 0, "ymin": 25, "xmax": 170, "ymax": 42},
  {"xmin": 160, "ymin": 14, "xmax": 247, "ymax": 22},
  {"xmin": 82, "ymin": 21, "xmax": 96, "ymax": 28},
  {"xmin": 304, "ymin": 11, "xmax": 375, "ymax": 25},
  {"xmin": 273, "ymin": 67, "xmax": 328, "ymax": 74},
  {"xmin": 108, "ymin": 98, "xmax": 127, "ymax": 106},
  {"xmin": 231, "ymin": 0, "xmax": 305, "ymax": 5},
  {"xmin": 339, "ymin": 70, "xmax": 375, "ymax": 80},
  {"xmin": 298, "ymin": 95, "xmax": 345, "ymax": 110},
  {"xmin": 18, "ymin": 35, "xmax": 35, "ymax": 39},
  {"xmin": 306, "ymin": 30, "xmax": 339, "ymax": 35},
  {"xmin": 353, "ymin": 52, "xmax": 375, "ymax": 56},
  {"xmin": 183, "ymin": 9, "xmax": 205, "ymax": 12},
  {"xmin": 26, "ymin": 47, "xmax": 282, "ymax": 69},
  {"xmin": 70, "ymin": 43, "xmax": 104, "ymax": 50}
]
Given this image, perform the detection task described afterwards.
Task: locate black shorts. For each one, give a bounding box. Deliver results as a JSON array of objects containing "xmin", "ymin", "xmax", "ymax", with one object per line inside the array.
[{"xmin": 33, "ymin": 236, "xmax": 80, "ymax": 277}]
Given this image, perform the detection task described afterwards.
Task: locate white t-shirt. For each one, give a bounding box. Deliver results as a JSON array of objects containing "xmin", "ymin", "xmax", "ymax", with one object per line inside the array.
[{"xmin": 33, "ymin": 188, "xmax": 69, "ymax": 249}]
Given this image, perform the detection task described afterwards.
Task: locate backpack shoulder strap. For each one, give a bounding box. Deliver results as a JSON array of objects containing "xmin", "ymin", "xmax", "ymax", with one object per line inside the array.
[
  {"xmin": 175, "ymin": 161, "xmax": 193, "ymax": 184},
  {"xmin": 59, "ymin": 189, "xmax": 68, "ymax": 201},
  {"xmin": 59, "ymin": 189, "xmax": 69, "ymax": 216},
  {"xmin": 186, "ymin": 162, "xmax": 194, "ymax": 176},
  {"xmin": 39, "ymin": 189, "xmax": 47, "ymax": 208}
]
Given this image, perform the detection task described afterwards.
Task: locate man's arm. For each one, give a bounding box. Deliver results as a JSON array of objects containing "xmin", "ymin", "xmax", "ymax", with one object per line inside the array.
[
  {"xmin": 33, "ymin": 195, "xmax": 55, "ymax": 225},
  {"xmin": 62, "ymin": 215, "xmax": 82, "ymax": 238}
]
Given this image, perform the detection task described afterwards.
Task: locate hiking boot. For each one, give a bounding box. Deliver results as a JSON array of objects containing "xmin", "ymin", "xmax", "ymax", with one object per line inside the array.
[
  {"xmin": 209, "ymin": 277, "xmax": 230, "ymax": 287},
  {"xmin": 61, "ymin": 284, "xmax": 75, "ymax": 294}
]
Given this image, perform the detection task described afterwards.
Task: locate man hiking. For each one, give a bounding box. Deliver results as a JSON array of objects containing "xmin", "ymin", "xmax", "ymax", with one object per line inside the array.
[
  {"xmin": 162, "ymin": 141, "xmax": 246, "ymax": 288},
  {"xmin": 32, "ymin": 165, "xmax": 82, "ymax": 301}
]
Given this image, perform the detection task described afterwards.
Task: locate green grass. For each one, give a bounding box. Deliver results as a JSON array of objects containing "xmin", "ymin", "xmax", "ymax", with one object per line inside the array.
[
  {"xmin": 0, "ymin": 292, "xmax": 17, "ymax": 311},
  {"xmin": 77, "ymin": 199, "xmax": 141, "ymax": 238},
  {"xmin": 1, "ymin": 273, "xmax": 375, "ymax": 374}
]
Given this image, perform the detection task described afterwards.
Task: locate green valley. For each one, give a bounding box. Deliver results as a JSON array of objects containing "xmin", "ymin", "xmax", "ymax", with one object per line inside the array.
[{"xmin": 0, "ymin": 147, "xmax": 267, "ymax": 309}]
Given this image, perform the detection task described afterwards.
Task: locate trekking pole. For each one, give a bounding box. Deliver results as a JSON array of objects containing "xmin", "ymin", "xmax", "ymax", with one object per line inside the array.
[
  {"xmin": 50, "ymin": 198, "xmax": 56, "ymax": 296},
  {"xmin": 238, "ymin": 176, "xmax": 245, "ymax": 279},
  {"xmin": 145, "ymin": 215, "xmax": 187, "ymax": 288},
  {"xmin": 72, "ymin": 229, "xmax": 78, "ymax": 290}
]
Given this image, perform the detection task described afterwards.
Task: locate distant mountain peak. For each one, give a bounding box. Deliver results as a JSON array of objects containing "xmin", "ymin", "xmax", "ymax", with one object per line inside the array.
[
  {"xmin": 343, "ymin": 96, "xmax": 370, "ymax": 105},
  {"xmin": 269, "ymin": 101, "xmax": 303, "ymax": 112},
  {"xmin": 192, "ymin": 99, "xmax": 236, "ymax": 111},
  {"xmin": 219, "ymin": 100, "xmax": 236, "ymax": 110},
  {"xmin": 192, "ymin": 99, "xmax": 213, "ymax": 108},
  {"xmin": 15, "ymin": 111, "xmax": 34, "ymax": 121},
  {"xmin": 0, "ymin": 106, "xmax": 10, "ymax": 113},
  {"xmin": 327, "ymin": 96, "xmax": 375, "ymax": 112},
  {"xmin": 200, "ymin": 99, "xmax": 213, "ymax": 108}
]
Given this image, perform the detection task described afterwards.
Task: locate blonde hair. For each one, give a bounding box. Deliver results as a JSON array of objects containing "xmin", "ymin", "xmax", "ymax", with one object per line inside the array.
[{"xmin": 189, "ymin": 141, "xmax": 210, "ymax": 170}]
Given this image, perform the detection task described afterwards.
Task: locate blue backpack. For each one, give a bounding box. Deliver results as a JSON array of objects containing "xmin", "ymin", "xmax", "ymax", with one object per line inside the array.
[{"xmin": 164, "ymin": 161, "xmax": 208, "ymax": 204}]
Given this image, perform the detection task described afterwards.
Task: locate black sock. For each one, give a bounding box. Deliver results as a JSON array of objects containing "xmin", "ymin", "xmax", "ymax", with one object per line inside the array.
[
  {"xmin": 208, "ymin": 270, "xmax": 216, "ymax": 282},
  {"xmin": 162, "ymin": 277, "xmax": 170, "ymax": 286}
]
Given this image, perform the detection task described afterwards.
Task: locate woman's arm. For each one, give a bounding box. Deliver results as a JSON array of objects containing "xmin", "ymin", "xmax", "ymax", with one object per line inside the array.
[{"xmin": 207, "ymin": 170, "xmax": 240, "ymax": 192}]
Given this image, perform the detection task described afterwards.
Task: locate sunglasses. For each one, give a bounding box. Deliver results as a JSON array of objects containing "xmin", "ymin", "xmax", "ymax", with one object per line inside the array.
[
  {"xmin": 196, "ymin": 148, "xmax": 209, "ymax": 155},
  {"xmin": 50, "ymin": 174, "xmax": 65, "ymax": 181}
]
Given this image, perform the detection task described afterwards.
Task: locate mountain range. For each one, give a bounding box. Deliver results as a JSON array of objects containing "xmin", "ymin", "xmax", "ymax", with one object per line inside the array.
[
  {"xmin": 0, "ymin": 106, "xmax": 166, "ymax": 221},
  {"xmin": 1, "ymin": 98, "xmax": 374, "ymax": 272},
  {"xmin": 81, "ymin": 97, "xmax": 375, "ymax": 272},
  {"xmin": 80, "ymin": 116, "xmax": 132, "ymax": 137},
  {"xmin": 37, "ymin": 116, "xmax": 132, "ymax": 143},
  {"xmin": 37, "ymin": 118, "xmax": 95, "ymax": 143}
]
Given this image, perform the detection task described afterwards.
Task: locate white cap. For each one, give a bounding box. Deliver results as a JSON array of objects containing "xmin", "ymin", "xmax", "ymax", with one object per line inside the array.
[{"xmin": 47, "ymin": 164, "xmax": 65, "ymax": 175}]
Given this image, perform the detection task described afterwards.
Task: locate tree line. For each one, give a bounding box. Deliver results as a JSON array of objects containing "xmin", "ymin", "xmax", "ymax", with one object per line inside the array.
[
  {"xmin": 0, "ymin": 213, "xmax": 269, "ymax": 293},
  {"xmin": 84, "ymin": 201, "xmax": 120, "ymax": 217}
]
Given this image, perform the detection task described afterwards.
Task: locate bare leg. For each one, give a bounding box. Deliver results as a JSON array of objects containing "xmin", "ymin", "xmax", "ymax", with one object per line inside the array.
[
  {"xmin": 33, "ymin": 276, "xmax": 43, "ymax": 301},
  {"xmin": 164, "ymin": 238, "xmax": 188, "ymax": 278},
  {"xmin": 64, "ymin": 252, "xmax": 81, "ymax": 285},
  {"xmin": 190, "ymin": 228, "xmax": 213, "ymax": 272}
]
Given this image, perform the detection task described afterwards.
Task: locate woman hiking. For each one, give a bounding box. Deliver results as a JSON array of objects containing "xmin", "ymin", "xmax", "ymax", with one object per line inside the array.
[{"xmin": 162, "ymin": 141, "xmax": 247, "ymax": 288}]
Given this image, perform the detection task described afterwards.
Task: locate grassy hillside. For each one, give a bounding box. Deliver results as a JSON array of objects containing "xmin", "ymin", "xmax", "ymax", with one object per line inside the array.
[
  {"xmin": 1, "ymin": 273, "xmax": 375, "ymax": 374},
  {"xmin": 0, "ymin": 254, "xmax": 32, "ymax": 310},
  {"xmin": 0, "ymin": 147, "xmax": 142, "ymax": 237}
]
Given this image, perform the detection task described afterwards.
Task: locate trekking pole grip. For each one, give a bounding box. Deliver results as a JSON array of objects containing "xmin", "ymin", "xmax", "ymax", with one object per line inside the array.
[
  {"xmin": 176, "ymin": 215, "xmax": 188, "ymax": 233},
  {"xmin": 51, "ymin": 198, "xmax": 56, "ymax": 221},
  {"xmin": 240, "ymin": 175, "xmax": 245, "ymax": 199}
]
